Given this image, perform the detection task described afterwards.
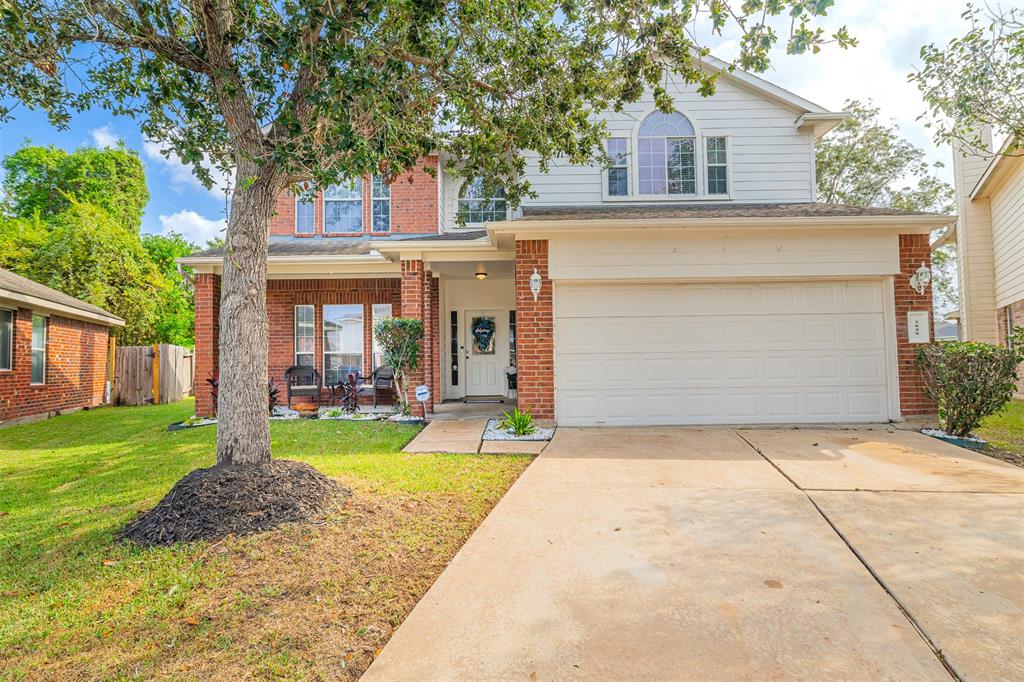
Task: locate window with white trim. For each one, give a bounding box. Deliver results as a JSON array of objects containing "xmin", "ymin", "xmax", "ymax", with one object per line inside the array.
[
  {"xmin": 295, "ymin": 191, "xmax": 316, "ymax": 233},
  {"xmin": 294, "ymin": 305, "xmax": 315, "ymax": 367},
  {"xmin": 324, "ymin": 179, "xmax": 363, "ymax": 233},
  {"xmin": 637, "ymin": 111, "xmax": 696, "ymax": 195},
  {"xmin": 0, "ymin": 309, "xmax": 12, "ymax": 371},
  {"xmin": 31, "ymin": 314, "xmax": 46, "ymax": 384},
  {"xmin": 323, "ymin": 304, "xmax": 363, "ymax": 385},
  {"xmin": 371, "ymin": 176, "xmax": 391, "ymax": 232},
  {"xmin": 457, "ymin": 177, "xmax": 506, "ymax": 223},
  {"xmin": 372, "ymin": 303, "xmax": 392, "ymax": 369},
  {"xmin": 606, "ymin": 138, "xmax": 629, "ymax": 196},
  {"xmin": 706, "ymin": 136, "xmax": 728, "ymax": 194}
]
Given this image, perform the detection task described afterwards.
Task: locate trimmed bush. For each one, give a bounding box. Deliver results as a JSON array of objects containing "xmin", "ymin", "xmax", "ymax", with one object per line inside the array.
[
  {"xmin": 373, "ymin": 317, "xmax": 424, "ymax": 414},
  {"xmin": 916, "ymin": 329, "xmax": 1023, "ymax": 437}
]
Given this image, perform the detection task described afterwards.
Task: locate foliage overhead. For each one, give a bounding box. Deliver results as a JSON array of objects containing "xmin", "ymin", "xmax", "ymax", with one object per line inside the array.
[
  {"xmin": 2, "ymin": 144, "xmax": 149, "ymax": 232},
  {"xmin": 143, "ymin": 233, "xmax": 199, "ymax": 347},
  {"xmin": 0, "ymin": 0, "xmax": 855, "ymax": 205},
  {"xmin": 912, "ymin": 5, "xmax": 1023, "ymax": 156},
  {"xmin": 816, "ymin": 99, "xmax": 954, "ymax": 212},
  {"xmin": 917, "ymin": 330, "xmax": 1024, "ymax": 437}
]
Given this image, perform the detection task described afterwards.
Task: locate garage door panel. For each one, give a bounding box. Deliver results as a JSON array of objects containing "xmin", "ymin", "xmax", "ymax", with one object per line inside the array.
[{"xmin": 554, "ymin": 280, "xmax": 891, "ymax": 425}]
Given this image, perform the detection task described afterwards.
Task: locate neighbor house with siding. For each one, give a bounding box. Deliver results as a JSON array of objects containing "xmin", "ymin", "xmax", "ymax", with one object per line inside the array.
[
  {"xmin": 181, "ymin": 58, "xmax": 954, "ymax": 425},
  {"xmin": 0, "ymin": 268, "xmax": 123, "ymax": 425},
  {"xmin": 938, "ymin": 128, "xmax": 1023, "ymax": 394}
]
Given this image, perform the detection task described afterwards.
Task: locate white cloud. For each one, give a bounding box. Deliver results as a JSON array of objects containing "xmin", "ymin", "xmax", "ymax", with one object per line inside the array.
[
  {"xmin": 142, "ymin": 138, "xmax": 234, "ymax": 199},
  {"xmin": 90, "ymin": 125, "xmax": 119, "ymax": 148},
  {"xmin": 155, "ymin": 210, "xmax": 226, "ymax": 246}
]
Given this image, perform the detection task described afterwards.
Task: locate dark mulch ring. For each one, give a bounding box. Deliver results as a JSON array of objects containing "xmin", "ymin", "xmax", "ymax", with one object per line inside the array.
[
  {"xmin": 983, "ymin": 446, "xmax": 1024, "ymax": 468},
  {"xmin": 120, "ymin": 460, "xmax": 349, "ymax": 546}
]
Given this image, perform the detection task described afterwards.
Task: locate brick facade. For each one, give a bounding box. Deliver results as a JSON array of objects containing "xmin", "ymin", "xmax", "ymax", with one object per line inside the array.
[
  {"xmin": 399, "ymin": 260, "xmax": 436, "ymax": 416},
  {"xmin": 895, "ymin": 234, "xmax": 936, "ymax": 416},
  {"xmin": 194, "ymin": 273, "xmax": 221, "ymax": 416},
  {"xmin": 0, "ymin": 308, "xmax": 110, "ymax": 424},
  {"xmin": 514, "ymin": 240, "xmax": 555, "ymax": 419},
  {"xmin": 269, "ymin": 157, "xmax": 438, "ymax": 237},
  {"xmin": 996, "ymin": 298, "xmax": 1024, "ymax": 398}
]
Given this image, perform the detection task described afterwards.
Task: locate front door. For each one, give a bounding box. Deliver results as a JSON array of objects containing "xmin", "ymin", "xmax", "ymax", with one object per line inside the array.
[{"xmin": 465, "ymin": 310, "xmax": 504, "ymax": 395}]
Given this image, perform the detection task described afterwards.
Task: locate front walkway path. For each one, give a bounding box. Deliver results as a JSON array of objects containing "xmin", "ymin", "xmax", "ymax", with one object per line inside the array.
[{"xmin": 366, "ymin": 427, "xmax": 1022, "ymax": 680}]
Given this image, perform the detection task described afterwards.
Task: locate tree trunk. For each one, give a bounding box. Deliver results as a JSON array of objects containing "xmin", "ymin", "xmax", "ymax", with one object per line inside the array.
[{"xmin": 216, "ymin": 172, "xmax": 279, "ymax": 466}]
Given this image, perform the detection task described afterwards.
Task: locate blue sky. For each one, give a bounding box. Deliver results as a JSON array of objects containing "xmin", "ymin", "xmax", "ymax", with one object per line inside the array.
[{"xmin": 0, "ymin": 0, "xmax": 979, "ymax": 245}]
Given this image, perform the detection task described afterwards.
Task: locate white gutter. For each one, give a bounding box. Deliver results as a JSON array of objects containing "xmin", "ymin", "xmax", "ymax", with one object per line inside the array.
[{"xmin": 0, "ymin": 289, "xmax": 125, "ymax": 327}]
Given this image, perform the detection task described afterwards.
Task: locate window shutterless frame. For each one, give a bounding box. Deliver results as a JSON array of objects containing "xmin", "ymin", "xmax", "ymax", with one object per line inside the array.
[
  {"xmin": 295, "ymin": 191, "xmax": 316, "ymax": 234},
  {"xmin": 30, "ymin": 314, "xmax": 46, "ymax": 384},
  {"xmin": 294, "ymin": 305, "xmax": 315, "ymax": 367},
  {"xmin": 322, "ymin": 304, "xmax": 363, "ymax": 386},
  {"xmin": 371, "ymin": 176, "xmax": 391, "ymax": 232},
  {"xmin": 323, "ymin": 179, "xmax": 363, "ymax": 233},
  {"xmin": 605, "ymin": 138, "xmax": 630, "ymax": 197},
  {"xmin": 0, "ymin": 308, "xmax": 12, "ymax": 371}
]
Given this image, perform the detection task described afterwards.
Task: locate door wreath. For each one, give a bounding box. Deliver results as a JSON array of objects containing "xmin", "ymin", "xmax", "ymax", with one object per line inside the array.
[{"xmin": 471, "ymin": 316, "xmax": 496, "ymax": 354}]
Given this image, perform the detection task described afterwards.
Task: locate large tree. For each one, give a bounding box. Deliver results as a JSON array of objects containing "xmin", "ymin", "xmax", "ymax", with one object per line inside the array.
[
  {"xmin": 912, "ymin": 5, "xmax": 1023, "ymax": 155},
  {"xmin": 1, "ymin": 1, "xmax": 850, "ymax": 472}
]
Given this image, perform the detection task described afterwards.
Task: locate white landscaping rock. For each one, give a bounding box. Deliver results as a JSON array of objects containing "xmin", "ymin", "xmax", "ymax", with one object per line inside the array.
[{"xmin": 484, "ymin": 418, "xmax": 554, "ymax": 441}]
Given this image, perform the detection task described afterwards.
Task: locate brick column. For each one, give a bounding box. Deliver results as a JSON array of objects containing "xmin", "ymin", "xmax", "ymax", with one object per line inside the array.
[
  {"xmin": 193, "ymin": 273, "xmax": 221, "ymax": 416},
  {"xmin": 421, "ymin": 267, "xmax": 435, "ymax": 413},
  {"xmin": 515, "ymin": 240, "xmax": 555, "ymax": 419},
  {"xmin": 430, "ymin": 276, "xmax": 441, "ymax": 406},
  {"xmin": 895, "ymin": 234, "xmax": 936, "ymax": 416},
  {"xmin": 400, "ymin": 259, "xmax": 428, "ymax": 416}
]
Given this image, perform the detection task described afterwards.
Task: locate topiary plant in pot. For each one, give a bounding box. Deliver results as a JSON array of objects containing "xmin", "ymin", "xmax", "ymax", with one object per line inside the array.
[{"xmin": 916, "ymin": 327, "xmax": 1024, "ymax": 438}]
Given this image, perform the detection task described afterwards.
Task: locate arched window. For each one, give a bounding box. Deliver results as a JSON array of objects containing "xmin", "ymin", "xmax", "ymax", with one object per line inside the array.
[
  {"xmin": 637, "ymin": 111, "xmax": 696, "ymax": 195},
  {"xmin": 458, "ymin": 177, "xmax": 507, "ymax": 223}
]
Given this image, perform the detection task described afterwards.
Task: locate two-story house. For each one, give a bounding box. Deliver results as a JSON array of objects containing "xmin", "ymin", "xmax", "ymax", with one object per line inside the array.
[{"xmin": 180, "ymin": 60, "xmax": 954, "ymax": 426}]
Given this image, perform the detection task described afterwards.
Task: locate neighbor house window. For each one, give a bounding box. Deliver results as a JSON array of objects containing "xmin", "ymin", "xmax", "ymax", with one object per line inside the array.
[
  {"xmin": 371, "ymin": 303, "xmax": 392, "ymax": 369},
  {"xmin": 606, "ymin": 138, "xmax": 629, "ymax": 196},
  {"xmin": 458, "ymin": 177, "xmax": 506, "ymax": 223},
  {"xmin": 371, "ymin": 176, "xmax": 391, "ymax": 232},
  {"xmin": 295, "ymin": 192, "xmax": 316, "ymax": 233},
  {"xmin": 324, "ymin": 179, "xmax": 363, "ymax": 233},
  {"xmin": 0, "ymin": 309, "xmax": 11, "ymax": 371},
  {"xmin": 294, "ymin": 305, "xmax": 315, "ymax": 367},
  {"xmin": 31, "ymin": 314, "xmax": 46, "ymax": 384},
  {"xmin": 323, "ymin": 304, "xmax": 363, "ymax": 385},
  {"xmin": 638, "ymin": 111, "xmax": 696, "ymax": 195},
  {"xmin": 706, "ymin": 136, "xmax": 728, "ymax": 194}
]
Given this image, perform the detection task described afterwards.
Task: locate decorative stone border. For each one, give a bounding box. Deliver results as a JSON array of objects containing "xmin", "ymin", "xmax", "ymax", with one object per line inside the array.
[
  {"xmin": 483, "ymin": 418, "xmax": 555, "ymax": 442},
  {"xmin": 921, "ymin": 427, "xmax": 988, "ymax": 451}
]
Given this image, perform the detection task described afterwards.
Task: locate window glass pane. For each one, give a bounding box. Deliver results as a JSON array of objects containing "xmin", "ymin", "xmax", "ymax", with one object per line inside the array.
[
  {"xmin": 294, "ymin": 305, "xmax": 315, "ymax": 367},
  {"xmin": 606, "ymin": 138, "xmax": 628, "ymax": 165},
  {"xmin": 638, "ymin": 111, "xmax": 695, "ymax": 137},
  {"xmin": 372, "ymin": 199, "xmax": 390, "ymax": 232},
  {"xmin": 708, "ymin": 166, "xmax": 728, "ymax": 194},
  {"xmin": 458, "ymin": 178, "xmax": 506, "ymax": 223},
  {"xmin": 667, "ymin": 138, "xmax": 696, "ymax": 195},
  {"xmin": 323, "ymin": 304, "xmax": 363, "ymax": 385},
  {"xmin": 31, "ymin": 315, "xmax": 45, "ymax": 383},
  {"xmin": 371, "ymin": 175, "xmax": 390, "ymax": 198},
  {"xmin": 607, "ymin": 139, "xmax": 629, "ymax": 196},
  {"xmin": 638, "ymin": 137, "xmax": 666, "ymax": 194},
  {"xmin": 706, "ymin": 137, "xmax": 728, "ymax": 194},
  {"xmin": 295, "ymin": 192, "xmax": 316, "ymax": 233},
  {"xmin": 0, "ymin": 309, "xmax": 11, "ymax": 371},
  {"xmin": 324, "ymin": 179, "xmax": 363, "ymax": 233},
  {"xmin": 608, "ymin": 168, "xmax": 628, "ymax": 196},
  {"xmin": 372, "ymin": 303, "xmax": 392, "ymax": 369}
]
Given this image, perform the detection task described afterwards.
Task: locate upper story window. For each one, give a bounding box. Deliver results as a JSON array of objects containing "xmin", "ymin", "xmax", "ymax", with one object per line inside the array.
[
  {"xmin": 295, "ymin": 191, "xmax": 316, "ymax": 233},
  {"xmin": 637, "ymin": 111, "xmax": 696, "ymax": 195},
  {"xmin": 371, "ymin": 176, "xmax": 391, "ymax": 232},
  {"xmin": 324, "ymin": 179, "xmax": 363, "ymax": 233},
  {"xmin": 606, "ymin": 139, "xmax": 629, "ymax": 196},
  {"xmin": 458, "ymin": 177, "xmax": 506, "ymax": 224},
  {"xmin": 706, "ymin": 136, "xmax": 728, "ymax": 195}
]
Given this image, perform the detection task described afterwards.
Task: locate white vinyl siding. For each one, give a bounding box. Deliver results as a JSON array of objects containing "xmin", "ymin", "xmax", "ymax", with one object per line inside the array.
[
  {"xmin": 554, "ymin": 280, "xmax": 891, "ymax": 425},
  {"xmin": 990, "ymin": 159, "xmax": 1024, "ymax": 308},
  {"xmin": 0, "ymin": 308, "xmax": 11, "ymax": 371},
  {"xmin": 31, "ymin": 314, "xmax": 46, "ymax": 384},
  {"xmin": 294, "ymin": 305, "xmax": 315, "ymax": 367}
]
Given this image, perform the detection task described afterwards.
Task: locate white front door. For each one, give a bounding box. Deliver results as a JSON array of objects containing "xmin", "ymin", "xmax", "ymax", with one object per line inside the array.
[{"xmin": 465, "ymin": 310, "xmax": 505, "ymax": 395}]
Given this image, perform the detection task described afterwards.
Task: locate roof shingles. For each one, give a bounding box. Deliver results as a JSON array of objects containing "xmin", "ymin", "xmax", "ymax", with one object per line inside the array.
[{"xmin": 0, "ymin": 268, "xmax": 123, "ymax": 324}]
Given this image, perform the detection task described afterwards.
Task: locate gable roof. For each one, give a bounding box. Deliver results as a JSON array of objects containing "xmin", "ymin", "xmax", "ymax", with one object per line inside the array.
[{"xmin": 0, "ymin": 268, "xmax": 125, "ymax": 327}]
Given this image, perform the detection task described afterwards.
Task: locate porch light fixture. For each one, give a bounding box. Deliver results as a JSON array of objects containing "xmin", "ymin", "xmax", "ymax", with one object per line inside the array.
[
  {"xmin": 475, "ymin": 265, "xmax": 487, "ymax": 280},
  {"xmin": 909, "ymin": 262, "xmax": 931, "ymax": 295},
  {"xmin": 530, "ymin": 267, "xmax": 542, "ymax": 301}
]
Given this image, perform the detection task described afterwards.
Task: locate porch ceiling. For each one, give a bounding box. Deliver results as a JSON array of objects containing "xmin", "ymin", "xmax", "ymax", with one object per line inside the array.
[{"xmin": 430, "ymin": 260, "xmax": 514, "ymax": 280}]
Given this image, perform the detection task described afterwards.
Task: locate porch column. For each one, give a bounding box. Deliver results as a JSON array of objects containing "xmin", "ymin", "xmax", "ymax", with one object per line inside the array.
[
  {"xmin": 194, "ymin": 273, "xmax": 221, "ymax": 417},
  {"xmin": 400, "ymin": 259, "xmax": 429, "ymax": 416},
  {"xmin": 429, "ymin": 276, "xmax": 441, "ymax": 406},
  {"xmin": 515, "ymin": 240, "xmax": 555, "ymax": 419}
]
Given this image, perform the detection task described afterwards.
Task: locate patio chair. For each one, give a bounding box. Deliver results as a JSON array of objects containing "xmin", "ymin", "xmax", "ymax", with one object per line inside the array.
[
  {"xmin": 358, "ymin": 366, "xmax": 396, "ymax": 408},
  {"xmin": 284, "ymin": 365, "xmax": 322, "ymax": 410}
]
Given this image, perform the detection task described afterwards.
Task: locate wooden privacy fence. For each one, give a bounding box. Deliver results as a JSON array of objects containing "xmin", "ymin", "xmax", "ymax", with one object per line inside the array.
[{"xmin": 113, "ymin": 344, "xmax": 194, "ymax": 406}]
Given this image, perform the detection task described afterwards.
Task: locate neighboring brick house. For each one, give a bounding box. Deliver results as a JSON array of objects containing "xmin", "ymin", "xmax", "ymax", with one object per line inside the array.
[
  {"xmin": 181, "ymin": 57, "xmax": 953, "ymax": 424},
  {"xmin": 941, "ymin": 129, "xmax": 1024, "ymax": 396},
  {"xmin": 0, "ymin": 268, "xmax": 123, "ymax": 426}
]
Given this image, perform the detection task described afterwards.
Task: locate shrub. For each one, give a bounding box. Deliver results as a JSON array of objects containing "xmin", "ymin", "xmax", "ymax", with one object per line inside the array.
[
  {"xmin": 372, "ymin": 317, "xmax": 424, "ymax": 414},
  {"xmin": 499, "ymin": 407, "xmax": 536, "ymax": 436},
  {"xmin": 916, "ymin": 330, "xmax": 1024, "ymax": 437}
]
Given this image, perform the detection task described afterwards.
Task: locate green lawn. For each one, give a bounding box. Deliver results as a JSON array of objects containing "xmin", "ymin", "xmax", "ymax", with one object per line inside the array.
[
  {"xmin": 977, "ymin": 399, "xmax": 1024, "ymax": 457},
  {"xmin": 0, "ymin": 399, "xmax": 531, "ymax": 680}
]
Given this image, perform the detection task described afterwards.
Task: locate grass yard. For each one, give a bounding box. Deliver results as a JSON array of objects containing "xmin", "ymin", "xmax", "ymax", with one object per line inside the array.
[
  {"xmin": 0, "ymin": 399, "xmax": 531, "ymax": 680},
  {"xmin": 977, "ymin": 399, "xmax": 1024, "ymax": 465}
]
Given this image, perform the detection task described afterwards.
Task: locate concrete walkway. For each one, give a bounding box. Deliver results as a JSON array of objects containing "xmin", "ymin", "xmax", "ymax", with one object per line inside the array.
[
  {"xmin": 402, "ymin": 417, "xmax": 549, "ymax": 454},
  {"xmin": 368, "ymin": 427, "xmax": 1022, "ymax": 681}
]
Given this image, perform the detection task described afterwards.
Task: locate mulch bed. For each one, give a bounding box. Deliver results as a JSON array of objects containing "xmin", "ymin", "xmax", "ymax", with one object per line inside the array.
[
  {"xmin": 982, "ymin": 446, "xmax": 1024, "ymax": 468},
  {"xmin": 120, "ymin": 460, "xmax": 349, "ymax": 546}
]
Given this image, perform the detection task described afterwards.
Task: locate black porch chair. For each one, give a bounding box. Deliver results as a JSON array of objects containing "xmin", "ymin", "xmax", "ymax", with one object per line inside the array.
[
  {"xmin": 358, "ymin": 366, "xmax": 396, "ymax": 408},
  {"xmin": 284, "ymin": 365, "xmax": 322, "ymax": 409}
]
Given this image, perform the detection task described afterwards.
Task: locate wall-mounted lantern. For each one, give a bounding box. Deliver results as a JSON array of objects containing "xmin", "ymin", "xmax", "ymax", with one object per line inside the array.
[
  {"xmin": 530, "ymin": 268, "xmax": 542, "ymax": 302},
  {"xmin": 909, "ymin": 262, "xmax": 932, "ymax": 295}
]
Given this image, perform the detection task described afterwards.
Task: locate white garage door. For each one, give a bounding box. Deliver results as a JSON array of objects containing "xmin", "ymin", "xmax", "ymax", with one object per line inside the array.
[{"xmin": 554, "ymin": 280, "xmax": 892, "ymax": 426}]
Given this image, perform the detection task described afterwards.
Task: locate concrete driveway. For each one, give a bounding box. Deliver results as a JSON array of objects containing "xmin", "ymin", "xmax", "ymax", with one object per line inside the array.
[{"xmin": 365, "ymin": 427, "xmax": 1023, "ymax": 681}]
